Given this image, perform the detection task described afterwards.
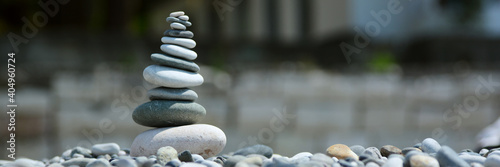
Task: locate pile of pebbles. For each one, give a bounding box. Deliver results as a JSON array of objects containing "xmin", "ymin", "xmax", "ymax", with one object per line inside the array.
[
  {"xmin": 2, "ymin": 138, "xmax": 500, "ymax": 167},
  {"xmin": 130, "ymin": 11, "xmax": 226, "ymax": 158}
]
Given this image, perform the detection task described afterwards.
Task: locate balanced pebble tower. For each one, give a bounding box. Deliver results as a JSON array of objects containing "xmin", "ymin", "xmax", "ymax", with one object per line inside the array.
[{"xmin": 130, "ymin": 11, "xmax": 227, "ymax": 158}]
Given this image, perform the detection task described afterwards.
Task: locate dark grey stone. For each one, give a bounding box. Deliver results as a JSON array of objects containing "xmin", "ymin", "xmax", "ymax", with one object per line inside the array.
[
  {"xmin": 166, "ymin": 17, "xmax": 192, "ymax": 27},
  {"xmin": 132, "ymin": 100, "xmax": 206, "ymax": 127},
  {"xmin": 178, "ymin": 150, "xmax": 194, "ymax": 162},
  {"xmin": 164, "ymin": 30, "xmax": 194, "ymax": 38},
  {"xmin": 151, "ymin": 53, "xmax": 200, "ymax": 72}
]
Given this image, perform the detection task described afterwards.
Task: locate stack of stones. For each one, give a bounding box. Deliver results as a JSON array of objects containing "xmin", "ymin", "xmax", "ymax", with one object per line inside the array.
[{"xmin": 130, "ymin": 11, "xmax": 226, "ymax": 158}]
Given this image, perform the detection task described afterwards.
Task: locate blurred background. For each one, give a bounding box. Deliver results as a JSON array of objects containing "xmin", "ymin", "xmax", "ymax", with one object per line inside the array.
[{"xmin": 1, "ymin": 0, "xmax": 500, "ymax": 160}]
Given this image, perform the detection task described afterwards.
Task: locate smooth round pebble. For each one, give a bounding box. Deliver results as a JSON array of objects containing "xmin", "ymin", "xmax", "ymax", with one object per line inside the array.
[
  {"xmin": 161, "ymin": 37, "xmax": 196, "ymax": 49},
  {"xmin": 148, "ymin": 87, "xmax": 198, "ymax": 101},
  {"xmin": 178, "ymin": 150, "xmax": 194, "ymax": 162},
  {"xmin": 132, "ymin": 100, "xmax": 206, "ymax": 127},
  {"xmin": 380, "ymin": 145, "xmax": 402, "ymax": 157},
  {"xmin": 192, "ymin": 154, "xmax": 204, "ymax": 161},
  {"xmin": 171, "ymin": 22, "xmax": 186, "ymax": 30},
  {"xmin": 382, "ymin": 157, "xmax": 403, "ymax": 167},
  {"xmin": 143, "ymin": 65, "xmax": 203, "ymax": 88},
  {"xmin": 170, "ymin": 11, "xmax": 185, "ymax": 17},
  {"xmin": 422, "ymin": 138, "xmax": 441, "ymax": 153},
  {"xmin": 291, "ymin": 152, "xmax": 313, "ymax": 160},
  {"xmin": 436, "ymin": 146, "xmax": 470, "ymax": 167},
  {"xmin": 179, "ymin": 15, "xmax": 189, "ymax": 21},
  {"xmin": 365, "ymin": 147, "xmax": 383, "ymax": 159},
  {"xmin": 164, "ymin": 30, "xmax": 194, "ymax": 38},
  {"xmin": 410, "ymin": 155, "xmax": 439, "ymax": 167},
  {"xmin": 130, "ymin": 124, "xmax": 226, "ymax": 158},
  {"xmin": 326, "ymin": 144, "xmax": 359, "ymax": 160},
  {"xmin": 157, "ymin": 146, "xmax": 178, "ymax": 165},
  {"xmin": 160, "ymin": 44, "xmax": 197, "ymax": 60},
  {"xmin": 91, "ymin": 143, "xmax": 120, "ymax": 156},
  {"xmin": 151, "ymin": 53, "xmax": 200, "ymax": 72},
  {"xmin": 166, "ymin": 17, "xmax": 192, "ymax": 27},
  {"xmin": 349, "ymin": 145, "xmax": 365, "ymax": 156}
]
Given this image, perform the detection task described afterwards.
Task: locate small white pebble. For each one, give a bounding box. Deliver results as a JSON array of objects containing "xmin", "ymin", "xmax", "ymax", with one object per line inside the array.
[
  {"xmin": 179, "ymin": 15, "xmax": 189, "ymax": 21},
  {"xmin": 170, "ymin": 11, "xmax": 185, "ymax": 17},
  {"xmin": 118, "ymin": 150, "xmax": 127, "ymax": 156}
]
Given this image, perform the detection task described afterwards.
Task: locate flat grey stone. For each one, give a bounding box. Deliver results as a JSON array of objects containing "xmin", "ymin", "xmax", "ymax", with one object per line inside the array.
[
  {"xmin": 151, "ymin": 53, "xmax": 199, "ymax": 72},
  {"xmin": 148, "ymin": 87, "xmax": 198, "ymax": 101},
  {"xmin": 171, "ymin": 22, "xmax": 186, "ymax": 30},
  {"xmin": 164, "ymin": 30, "xmax": 194, "ymax": 38},
  {"xmin": 132, "ymin": 100, "xmax": 206, "ymax": 127},
  {"xmin": 143, "ymin": 65, "xmax": 203, "ymax": 88},
  {"xmin": 161, "ymin": 37, "xmax": 196, "ymax": 49},
  {"xmin": 166, "ymin": 17, "xmax": 192, "ymax": 27},
  {"xmin": 160, "ymin": 44, "xmax": 197, "ymax": 60}
]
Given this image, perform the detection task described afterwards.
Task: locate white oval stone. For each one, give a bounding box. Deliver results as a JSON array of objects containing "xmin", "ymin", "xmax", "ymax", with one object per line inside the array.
[
  {"xmin": 170, "ymin": 22, "xmax": 186, "ymax": 30},
  {"xmin": 170, "ymin": 11, "xmax": 185, "ymax": 17},
  {"xmin": 179, "ymin": 15, "xmax": 189, "ymax": 21},
  {"xmin": 161, "ymin": 44, "xmax": 197, "ymax": 60},
  {"xmin": 130, "ymin": 124, "xmax": 227, "ymax": 158},
  {"xmin": 91, "ymin": 143, "xmax": 120, "ymax": 156},
  {"xmin": 143, "ymin": 65, "xmax": 203, "ymax": 88},
  {"xmin": 161, "ymin": 37, "xmax": 196, "ymax": 49}
]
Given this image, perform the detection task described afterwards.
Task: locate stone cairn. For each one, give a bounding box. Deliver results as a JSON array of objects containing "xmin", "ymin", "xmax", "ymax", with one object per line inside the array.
[{"xmin": 130, "ymin": 11, "xmax": 226, "ymax": 158}]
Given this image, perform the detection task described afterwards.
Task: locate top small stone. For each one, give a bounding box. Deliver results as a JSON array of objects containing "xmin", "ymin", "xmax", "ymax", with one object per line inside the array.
[
  {"xmin": 170, "ymin": 11, "xmax": 185, "ymax": 17},
  {"xmin": 179, "ymin": 15, "xmax": 189, "ymax": 21}
]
